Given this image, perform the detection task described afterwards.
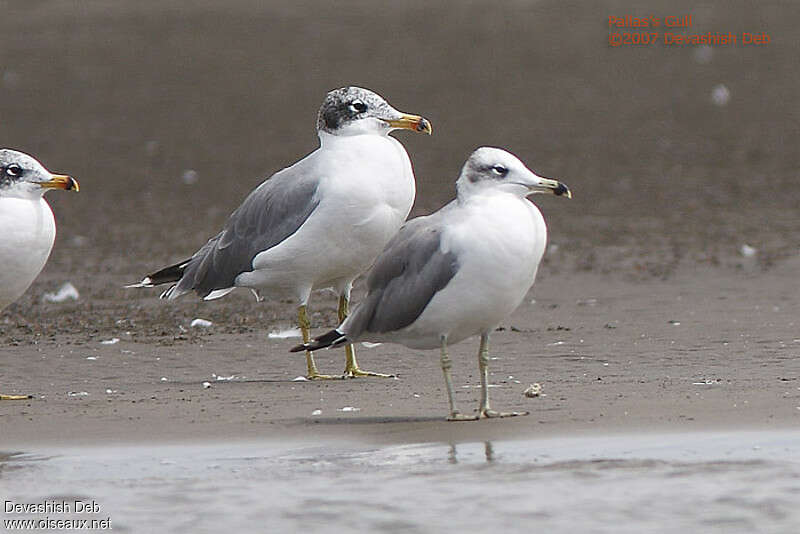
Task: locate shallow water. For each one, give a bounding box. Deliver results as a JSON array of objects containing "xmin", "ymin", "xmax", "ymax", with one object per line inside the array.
[{"xmin": 2, "ymin": 431, "xmax": 799, "ymax": 533}]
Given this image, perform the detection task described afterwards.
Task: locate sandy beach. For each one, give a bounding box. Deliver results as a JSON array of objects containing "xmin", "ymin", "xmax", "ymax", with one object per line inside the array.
[
  {"xmin": 1, "ymin": 0, "xmax": 798, "ymax": 444},
  {"xmin": 0, "ymin": 1, "xmax": 798, "ymax": 532},
  {"xmin": 3, "ymin": 262, "xmax": 799, "ymax": 448}
]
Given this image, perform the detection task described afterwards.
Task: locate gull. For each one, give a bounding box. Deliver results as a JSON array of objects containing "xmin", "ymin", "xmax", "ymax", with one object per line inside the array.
[
  {"xmin": 0, "ymin": 148, "xmax": 79, "ymax": 400},
  {"xmin": 293, "ymin": 147, "xmax": 571, "ymax": 419},
  {"xmin": 129, "ymin": 86, "xmax": 431, "ymax": 379}
]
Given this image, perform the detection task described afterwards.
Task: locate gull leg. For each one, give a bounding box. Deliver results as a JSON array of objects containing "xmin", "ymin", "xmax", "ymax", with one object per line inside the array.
[
  {"xmin": 0, "ymin": 393, "xmax": 32, "ymax": 400},
  {"xmin": 441, "ymin": 335, "xmax": 477, "ymax": 421},
  {"xmin": 299, "ymin": 305, "xmax": 341, "ymax": 380},
  {"xmin": 477, "ymin": 333, "xmax": 528, "ymax": 419},
  {"xmin": 339, "ymin": 293, "xmax": 394, "ymax": 378}
]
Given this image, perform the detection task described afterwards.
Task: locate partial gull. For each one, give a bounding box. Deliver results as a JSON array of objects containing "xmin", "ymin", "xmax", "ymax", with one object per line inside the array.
[
  {"xmin": 293, "ymin": 147, "xmax": 570, "ymax": 419},
  {"xmin": 0, "ymin": 149, "xmax": 79, "ymax": 400},
  {"xmin": 130, "ymin": 86, "xmax": 431, "ymax": 379}
]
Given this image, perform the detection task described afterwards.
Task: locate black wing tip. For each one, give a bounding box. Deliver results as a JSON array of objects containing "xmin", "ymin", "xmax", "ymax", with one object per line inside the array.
[
  {"xmin": 132, "ymin": 258, "xmax": 192, "ymax": 289},
  {"xmin": 290, "ymin": 329, "xmax": 348, "ymax": 352}
]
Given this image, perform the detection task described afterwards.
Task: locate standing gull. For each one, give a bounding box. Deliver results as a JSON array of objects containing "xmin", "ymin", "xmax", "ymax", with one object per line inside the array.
[
  {"xmin": 293, "ymin": 147, "xmax": 571, "ymax": 419},
  {"xmin": 130, "ymin": 86, "xmax": 431, "ymax": 379},
  {"xmin": 0, "ymin": 149, "xmax": 79, "ymax": 400}
]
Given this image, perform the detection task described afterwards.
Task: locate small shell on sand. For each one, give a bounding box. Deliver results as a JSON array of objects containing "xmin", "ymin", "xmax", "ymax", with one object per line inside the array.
[{"xmin": 523, "ymin": 383, "xmax": 542, "ymax": 398}]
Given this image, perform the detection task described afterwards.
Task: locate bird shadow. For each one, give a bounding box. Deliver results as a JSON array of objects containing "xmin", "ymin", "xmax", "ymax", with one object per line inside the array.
[
  {"xmin": 182, "ymin": 376, "xmax": 403, "ymax": 385},
  {"xmin": 287, "ymin": 415, "xmax": 444, "ymax": 425}
]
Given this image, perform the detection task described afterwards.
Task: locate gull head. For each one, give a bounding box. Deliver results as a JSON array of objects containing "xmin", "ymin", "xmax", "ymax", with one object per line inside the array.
[
  {"xmin": 317, "ymin": 86, "xmax": 432, "ymax": 137},
  {"xmin": 456, "ymin": 147, "xmax": 571, "ymax": 199},
  {"xmin": 0, "ymin": 149, "xmax": 79, "ymax": 200}
]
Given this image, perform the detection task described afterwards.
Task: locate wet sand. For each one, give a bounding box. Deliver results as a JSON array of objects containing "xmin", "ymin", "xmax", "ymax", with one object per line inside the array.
[
  {"xmin": 2, "ymin": 0, "xmax": 800, "ymax": 447},
  {"xmin": 2, "ymin": 263, "xmax": 799, "ymax": 448}
]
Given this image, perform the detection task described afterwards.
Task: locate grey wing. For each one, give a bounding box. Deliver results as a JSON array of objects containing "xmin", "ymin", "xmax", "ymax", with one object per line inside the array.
[
  {"xmin": 173, "ymin": 164, "xmax": 321, "ymax": 298},
  {"xmin": 345, "ymin": 211, "xmax": 459, "ymax": 337}
]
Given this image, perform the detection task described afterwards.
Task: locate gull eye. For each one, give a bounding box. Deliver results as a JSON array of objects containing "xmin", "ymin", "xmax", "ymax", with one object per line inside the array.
[
  {"xmin": 350, "ymin": 100, "xmax": 368, "ymax": 113},
  {"xmin": 5, "ymin": 164, "xmax": 22, "ymax": 177},
  {"xmin": 491, "ymin": 165, "xmax": 508, "ymax": 177}
]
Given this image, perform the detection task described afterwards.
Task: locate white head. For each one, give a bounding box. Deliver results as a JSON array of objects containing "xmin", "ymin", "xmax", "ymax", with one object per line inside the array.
[
  {"xmin": 316, "ymin": 86, "xmax": 432, "ymax": 137},
  {"xmin": 456, "ymin": 147, "xmax": 571, "ymax": 199},
  {"xmin": 0, "ymin": 149, "xmax": 78, "ymax": 200}
]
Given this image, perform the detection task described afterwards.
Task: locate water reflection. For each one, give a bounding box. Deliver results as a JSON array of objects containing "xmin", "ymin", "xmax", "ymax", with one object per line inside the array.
[
  {"xmin": 0, "ymin": 451, "xmax": 49, "ymax": 478},
  {"xmin": 447, "ymin": 441, "xmax": 495, "ymax": 464},
  {"xmin": 3, "ymin": 432, "xmax": 799, "ymax": 533}
]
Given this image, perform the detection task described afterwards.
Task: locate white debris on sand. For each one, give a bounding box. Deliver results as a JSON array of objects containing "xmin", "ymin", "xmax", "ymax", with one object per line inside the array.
[
  {"xmin": 202, "ymin": 382, "xmax": 212, "ymax": 389},
  {"xmin": 100, "ymin": 338, "xmax": 120, "ymax": 345},
  {"xmin": 269, "ymin": 328, "xmax": 302, "ymax": 339},
  {"xmin": 213, "ymin": 374, "xmax": 236, "ymax": 381},
  {"xmin": 181, "ymin": 169, "xmax": 199, "ymax": 185},
  {"xmin": 42, "ymin": 282, "xmax": 79, "ymax": 303},
  {"xmin": 711, "ymin": 84, "xmax": 730, "ymax": 106},
  {"xmin": 339, "ymin": 406, "xmax": 360, "ymax": 412},
  {"xmin": 292, "ymin": 376, "xmax": 309, "ymax": 382},
  {"xmin": 190, "ymin": 318, "xmax": 213, "ymax": 328},
  {"xmin": 740, "ymin": 244, "xmax": 757, "ymax": 257},
  {"xmin": 361, "ymin": 342, "xmax": 382, "ymax": 348},
  {"xmin": 311, "ymin": 409, "xmax": 322, "ymax": 416},
  {"xmin": 68, "ymin": 391, "xmax": 89, "ymax": 397},
  {"xmin": 693, "ymin": 378, "xmax": 723, "ymax": 385},
  {"xmin": 524, "ymin": 383, "xmax": 543, "ymax": 398}
]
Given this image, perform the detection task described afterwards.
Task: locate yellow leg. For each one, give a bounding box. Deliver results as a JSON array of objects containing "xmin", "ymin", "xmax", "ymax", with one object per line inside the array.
[
  {"xmin": 441, "ymin": 335, "xmax": 476, "ymax": 421},
  {"xmin": 476, "ymin": 333, "xmax": 528, "ymax": 419},
  {"xmin": 339, "ymin": 294, "xmax": 394, "ymax": 378},
  {"xmin": 299, "ymin": 305, "xmax": 341, "ymax": 380},
  {"xmin": 0, "ymin": 393, "xmax": 32, "ymax": 400}
]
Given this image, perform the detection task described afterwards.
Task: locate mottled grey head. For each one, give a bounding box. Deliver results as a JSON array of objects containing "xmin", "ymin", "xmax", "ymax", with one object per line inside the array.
[
  {"xmin": 0, "ymin": 149, "xmax": 79, "ymax": 199},
  {"xmin": 456, "ymin": 147, "xmax": 571, "ymax": 199},
  {"xmin": 316, "ymin": 86, "xmax": 432, "ymax": 137}
]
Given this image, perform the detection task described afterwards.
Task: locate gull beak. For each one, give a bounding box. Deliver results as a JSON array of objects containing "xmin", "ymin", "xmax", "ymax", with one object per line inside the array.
[
  {"xmin": 39, "ymin": 174, "xmax": 80, "ymax": 192},
  {"xmin": 385, "ymin": 113, "xmax": 433, "ymax": 135},
  {"xmin": 527, "ymin": 175, "xmax": 571, "ymax": 198}
]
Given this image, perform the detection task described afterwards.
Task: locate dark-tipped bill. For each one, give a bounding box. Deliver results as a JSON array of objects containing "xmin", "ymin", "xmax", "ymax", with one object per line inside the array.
[
  {"xmin": 40, "ymin": 174, "xmax": 79, "ymax": 192},
  {"xmin": 386, "ymin": 113, "xmax": 433, "ymax": 135},
  {"xmin": 536, "ymin": 176, "xmax": 571, "ymax": 198}
]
